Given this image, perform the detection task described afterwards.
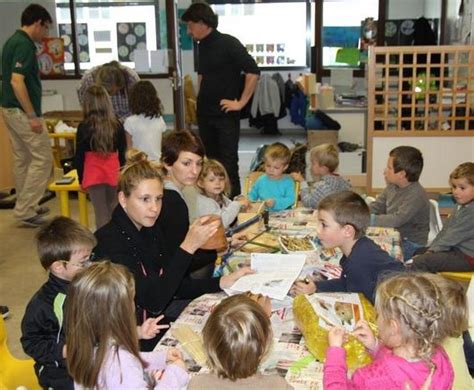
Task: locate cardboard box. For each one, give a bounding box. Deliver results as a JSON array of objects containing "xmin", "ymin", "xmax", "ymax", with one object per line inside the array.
[{"xmin": 307, "ymin": 130, "xmax": 338, "ymax": 149}]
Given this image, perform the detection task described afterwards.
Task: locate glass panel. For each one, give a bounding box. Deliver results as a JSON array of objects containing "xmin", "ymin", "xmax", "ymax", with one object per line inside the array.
[
  {"xmin": 55, "ymin": 0, "xmax": 159, "ymax": 72},
  {"xmin": 322, "ymin": 0, "xmax": 378, "ymax": 68},
  {"xmin": 209, "ymin": 2, "xmax": 309, "ymax": 68}
]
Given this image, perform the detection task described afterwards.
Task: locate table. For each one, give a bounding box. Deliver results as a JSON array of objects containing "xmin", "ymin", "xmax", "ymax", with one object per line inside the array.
[
  {"xmin": 47, "ymin": 169, "xmax": 89, "ymax": 228},
  {"xmin": 48, "ymin": 132, "xmax": 76, "ymax": 169},
  {"xmin": 155, "ymin": 293, "xmax": 324, "ymax": 389}
]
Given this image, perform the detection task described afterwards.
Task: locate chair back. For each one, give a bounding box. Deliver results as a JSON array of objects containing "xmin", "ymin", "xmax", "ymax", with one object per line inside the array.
[{"xmin": 428, "ymin": 199, "xmax": 443, "ymax": 245}]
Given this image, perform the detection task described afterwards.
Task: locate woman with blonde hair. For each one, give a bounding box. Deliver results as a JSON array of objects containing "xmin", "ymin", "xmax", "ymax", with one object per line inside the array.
[
  {"xmin": 75, "ymin": 84, "xmax": 126, "ymax": 229},
  {"xmin": 66, "ymin": 261, "xmax": 188, "ymax": 389},
  {"xmin": 94, "ymin": 149, "xmax": 252, "ymax": 350}
]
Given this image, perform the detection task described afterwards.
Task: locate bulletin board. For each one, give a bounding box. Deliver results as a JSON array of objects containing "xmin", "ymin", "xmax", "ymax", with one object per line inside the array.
[
  {"xmin": 384, "ymin": 19, "xmax": 439, "ymax": 46},
  {"xmin": 36, "ymin": 37, "xmax": 65, "ymax": 76},
  {"xmin": 116, "ymin": 22, "xmax": 147, "ymax": 62}
]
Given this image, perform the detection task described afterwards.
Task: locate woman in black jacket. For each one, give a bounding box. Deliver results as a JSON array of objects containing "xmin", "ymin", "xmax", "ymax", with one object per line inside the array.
[{"xmin": 94, "ymin": 150, "xmax": 251, "ymax": 350}]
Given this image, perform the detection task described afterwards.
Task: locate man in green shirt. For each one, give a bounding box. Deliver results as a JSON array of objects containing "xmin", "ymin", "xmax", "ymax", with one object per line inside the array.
[{"xmin": 2, "ymin": 4, "xmax": 53, "ymax": 227}]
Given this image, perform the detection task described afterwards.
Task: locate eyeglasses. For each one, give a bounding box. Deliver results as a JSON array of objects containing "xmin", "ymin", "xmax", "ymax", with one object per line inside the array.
[{"xmin": 62, "ymin": 252, "xmax": 96, "ymax": 268}]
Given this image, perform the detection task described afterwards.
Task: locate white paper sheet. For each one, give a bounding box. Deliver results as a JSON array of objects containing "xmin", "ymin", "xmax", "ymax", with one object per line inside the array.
[
  {"xmin": 228, "ymin": 253, "xmax": 306, "ymax": 300},
  {"xmin": 330, "ymin": 68, "xmax": 353, "ymax": 88},
  {"xmin": 134, "ymin": 49, "xmax": 149, "ymax": 73},
  {"xmin": 150, "ymin": 49, "xmax": 168, "ymax": 73}
]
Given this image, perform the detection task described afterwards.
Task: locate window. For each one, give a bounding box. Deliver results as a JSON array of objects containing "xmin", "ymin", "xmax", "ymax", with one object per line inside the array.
[{"xmin": 55, "ymin": 0, "xmax": 160, "ymax": 73}]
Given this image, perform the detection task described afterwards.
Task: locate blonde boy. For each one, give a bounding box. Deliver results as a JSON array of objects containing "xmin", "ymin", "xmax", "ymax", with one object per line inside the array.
[
  {"xmin": 413, "ymin": 162, "xmax": 474, "ymax": 272},
  {"xmin": 291, "ymin": 143, "xmax": 351, "ymax": 209},
  {"xmin": 21, "ymin": 217, "xmax": 96, "ymax": 390},
  {"xmin": 248, "ymin": 142, "xmax": 296, "ymax": 211},
  {"xmin": 291, "ymin": 191, "xmax": 403, "ymax": 303}
]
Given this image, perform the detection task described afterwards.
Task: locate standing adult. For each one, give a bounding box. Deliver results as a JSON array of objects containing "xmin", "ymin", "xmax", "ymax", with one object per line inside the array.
[
  {"xmin": 77, "ymin": 61, "xmax": 139, "ymax": 121},
  {"xmin": 2, "ymin": 3, "xmax": 53, "ymax": 227},
  {"xmin": 182, "ymin": 2, "xmax": 260, "ymax": 198}
]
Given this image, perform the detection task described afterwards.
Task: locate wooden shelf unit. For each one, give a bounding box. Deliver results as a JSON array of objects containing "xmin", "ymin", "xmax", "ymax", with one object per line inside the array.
[{"xmin": 367, "ymin": 45, "xmax": 474, "ymax": 192}]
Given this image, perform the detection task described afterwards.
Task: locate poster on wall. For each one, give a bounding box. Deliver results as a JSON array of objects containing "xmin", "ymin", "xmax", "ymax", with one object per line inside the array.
[
  {"xmin": 384, "ymin": 19, "xmax": 439, "ymax": 46},
  {"xmin": 116, "ymin": 22, "xmax": 147, "ymax": 62},
  {"xmin": 59, "ymin": 23, "xmax": 90, "ymax": 63},
  {"xmin": 36, "ymin": 37, "xmax": 64, "ymax": 76}
]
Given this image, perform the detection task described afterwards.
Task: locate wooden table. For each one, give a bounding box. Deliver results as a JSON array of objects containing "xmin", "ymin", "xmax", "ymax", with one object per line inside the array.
[{"xmin": 47, "ymin": 169, "xmax": 89, "ymax": 228}]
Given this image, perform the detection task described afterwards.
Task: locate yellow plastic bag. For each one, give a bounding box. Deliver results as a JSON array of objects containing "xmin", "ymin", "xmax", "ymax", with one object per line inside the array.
[{"xmin": 293, "ymin": 293, "xmax": 377, "ymax": 370}]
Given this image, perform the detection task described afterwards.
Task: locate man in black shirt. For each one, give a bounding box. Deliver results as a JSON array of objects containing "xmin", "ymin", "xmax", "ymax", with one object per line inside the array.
[{"xmin": 182, "ymin": 2, "xmax": 260, "ymax": 197}]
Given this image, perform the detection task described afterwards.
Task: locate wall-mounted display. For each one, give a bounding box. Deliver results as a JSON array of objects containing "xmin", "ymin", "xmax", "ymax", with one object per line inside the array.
[
  {"xmin": 59, "ymin": 23, "xmax": 90, "ymax": 63},
  {"xmin": 384, "ymin": 19, "xmax": 438, "ymax": 46},
  {"xmin": 36, "ymin": 37, "xmax": 65, "ymax": 76},
  {"xmin": 116, "ymin": 22, "xmax": 147, "ymax": 62}
]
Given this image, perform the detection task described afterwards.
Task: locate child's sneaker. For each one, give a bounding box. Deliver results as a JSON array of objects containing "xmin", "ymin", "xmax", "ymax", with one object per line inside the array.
[{"xmin": 0, "ymin": 305, "xmax": 9, "ymax": 319}]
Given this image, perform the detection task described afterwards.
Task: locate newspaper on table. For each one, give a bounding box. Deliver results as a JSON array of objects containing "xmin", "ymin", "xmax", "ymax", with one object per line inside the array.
[
  {"xmin": 228, "ymin": 253, "xmax": 306, "ymax": 300},
  {"xmin": 306, "ymin": 292, "xmax": 364, "ymax": 332}
]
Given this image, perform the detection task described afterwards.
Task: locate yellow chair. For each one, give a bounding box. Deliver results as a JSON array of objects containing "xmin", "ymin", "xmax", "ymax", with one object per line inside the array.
[
  {"xmin": 439, "ymin": 272, "xmax": 474, "ymax": 283},
  {"xmin": 0, "ymin": 316, "xmax": 40, "ymax": 390},
  {"xmin": 244, "ymin": 171, "xmax": 300, "ymax": 208}
]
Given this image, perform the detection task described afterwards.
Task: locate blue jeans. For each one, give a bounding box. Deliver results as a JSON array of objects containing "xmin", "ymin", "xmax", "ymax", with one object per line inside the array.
[{"xmin": 401, "ymin": 239, "xmax": 423, "ymax": 261}]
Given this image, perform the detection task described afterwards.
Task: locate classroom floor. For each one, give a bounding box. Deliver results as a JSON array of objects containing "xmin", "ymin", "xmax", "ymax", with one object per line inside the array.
[{"xmin": 0, "ymin": 128, "xmax": 307, "ymax": 359}]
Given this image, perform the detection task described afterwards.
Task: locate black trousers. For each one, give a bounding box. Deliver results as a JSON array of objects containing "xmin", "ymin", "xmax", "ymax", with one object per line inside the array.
[{"xmin": 198, "ymin": 115, "xmax": 241, "ymax": 198}]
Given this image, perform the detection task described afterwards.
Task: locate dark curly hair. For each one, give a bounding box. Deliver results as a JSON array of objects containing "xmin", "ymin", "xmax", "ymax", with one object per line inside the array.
[
  {"xmin": 181, "ymin": 2, "xmax": 218, "ymax": 29},
  {"xmin": 129, "ymin": 80, "xmax": 163, "ymax": 119}
]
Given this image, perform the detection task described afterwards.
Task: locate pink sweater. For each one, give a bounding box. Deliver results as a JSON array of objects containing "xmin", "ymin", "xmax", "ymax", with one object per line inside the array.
[{"xmin": 323, "ymin": 346, "xmax": 453, "ymax": 389}]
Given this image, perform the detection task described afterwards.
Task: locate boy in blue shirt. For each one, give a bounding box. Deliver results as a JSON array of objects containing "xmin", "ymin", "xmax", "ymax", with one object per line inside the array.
[
  {"xmin": 291, "ymin": 191, "xmax": 404, "ymax": 304},
  {"xmin": 248, "ymin": 142, "xmax": 296, "ymax": 211}
]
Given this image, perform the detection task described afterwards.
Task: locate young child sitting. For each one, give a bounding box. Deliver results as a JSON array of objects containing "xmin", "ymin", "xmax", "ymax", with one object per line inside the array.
[
  {"xmin": 291, "ymin": 143, "xmax": 351, "ymax": 209},
  {"xmin": 323, "ymin": 273, "xmax": 454, "ymax": 388},
  {"xmin": 369, "ymin": 146, "xmax": 430, "ymax": 260},
  {"xmin": 66, "ymin": 261, "xmax": 188, "ymax": 389},
  {"xmin": 291, "ymin": 191, "xmax": 404, "ymax": 304},
  {"xmin": 248, "ymin": 142, "xmax": 296, "ymax": 211},
  {"xmin": 412, "ymin": 162, "xmax": 474, "ymax": 272},
  {"xmin": 21, "ymin": 216, "xmax": 97, "ymax": 390},
  {"xmin": 188, "ymin": 294, "xmax": 293, "ymax": 389},
  {"xmin": 196, "ymin": 159, "xmax": 249, "ymax": 228},
  {"xmin": 124, "ymin": 80, "xmax": 165, "ymax": 162}
]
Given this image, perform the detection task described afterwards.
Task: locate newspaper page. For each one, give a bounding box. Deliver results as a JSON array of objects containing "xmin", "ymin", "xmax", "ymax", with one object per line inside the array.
[
  {"xmin": 228, "ymin": 253, "xmax": 306, "ymax": 300},
  {"xmin": 306, "ymin": 293, "xmax": 364, "ymax": 332}
]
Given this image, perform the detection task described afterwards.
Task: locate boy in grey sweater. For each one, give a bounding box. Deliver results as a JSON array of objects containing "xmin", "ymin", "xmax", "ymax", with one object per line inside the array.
[
  {"xmin": 370, "ymin": 146, "xmax": 429, "ymax": 260},
  {"xmin": 412, "ymin": 162, "xmax": 474, "ymax": 272}
]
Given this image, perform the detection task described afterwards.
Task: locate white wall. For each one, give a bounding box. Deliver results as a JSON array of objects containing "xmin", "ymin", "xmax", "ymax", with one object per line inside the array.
[{"xmin": 372, "ymin": 137, "xmax": 474, "ymax": 189}]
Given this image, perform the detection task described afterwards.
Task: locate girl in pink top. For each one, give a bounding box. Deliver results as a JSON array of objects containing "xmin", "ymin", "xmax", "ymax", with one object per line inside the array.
[
  {"xmin": 66, "ymin": 261, "xmax": 188, "ymax": 389},
  {"xmin": 323, "ymin": 273, "xmax": 454, "ymax": 389}
]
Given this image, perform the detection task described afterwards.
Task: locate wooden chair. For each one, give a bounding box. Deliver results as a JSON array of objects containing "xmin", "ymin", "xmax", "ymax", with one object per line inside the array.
[
  {"xmin": 0, "ymin": 316, "xmax": 40, "ymax": 390},
  {"xmin": 243, "ymin": 171, "xmax": 300, "ymax": 208}
]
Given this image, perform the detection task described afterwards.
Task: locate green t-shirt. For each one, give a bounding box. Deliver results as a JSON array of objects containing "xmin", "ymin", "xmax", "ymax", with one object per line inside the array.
[{"xmin": 1, "ymin": 30, "xmax": 42, "ymax": 116}]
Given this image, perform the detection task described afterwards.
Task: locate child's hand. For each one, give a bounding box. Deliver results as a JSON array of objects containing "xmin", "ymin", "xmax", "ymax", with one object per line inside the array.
[
  {"xmin": 352, "ymin": 320, "xmax": 377, "ymax": 351},
  {"xmin": 237, "ymin": 196, "xmax": 250, "ymax": 210},
  {"xmin": 328, "ymin": 326, "xmax": 346, "ymax": 347},
  {"xmin": 219, "ymin": 267, "xmax": 255, "ymax": 289},
  {"xmin": 290, "ymin": 280, "xmax": 316, "ymax": 296},
  {"xmin": 290, "ymin": 172, "xmax": 304, "ymax": 182},
  {"xmin": 265, "ymin": 198, "xmax": 275, "ymax": 208},
  {"xmin": 138, "ymin": 315, "xmax": 169, "ymax": 340},
  {"xmin": 245, "ymin": 291, "xmax": 272, "ymax": 316},
  {"xmin": 166, "ymin": 348, "xmax": 183, "ymax": 363}
]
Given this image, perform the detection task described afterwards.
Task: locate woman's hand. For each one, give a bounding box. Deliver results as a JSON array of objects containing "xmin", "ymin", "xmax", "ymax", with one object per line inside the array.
[
  {"xmin": 290, "ymin": 280, "xmax": 317, "ymax": 296},
  {"xmin": 219, "ymin": 267, "xmax": 255, "ymax": 289},
  {"xmin": 328, "ymin": 326, "xmax": 346, "ymax": 347},
  {"xmin": 230, "ymin": 232, "xmax": 247, "ymax": 248},
  {"xmin": 352, "ymin": 320, "xmax": 377, "ymax": 351},
  {"xmin": 180, "ymin": 216, "xmax": 220, "ymax": 254},
  {"xmin": 137, "ymin": 315, "xmax": 169, "ymax": 340}
]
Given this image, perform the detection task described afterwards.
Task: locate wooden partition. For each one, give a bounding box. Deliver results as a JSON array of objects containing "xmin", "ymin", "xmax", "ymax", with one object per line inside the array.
[{"xmin": 367, "ymin": 45, "xmax": 474, "ymax": 192}]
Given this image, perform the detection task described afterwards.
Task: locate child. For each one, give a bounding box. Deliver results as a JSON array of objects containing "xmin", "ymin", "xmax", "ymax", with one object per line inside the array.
[
  {"xmin": 188, "ymin": 294, "xmax": 293, "ymax": 389},
  {"xmin": 196, "ymin": 159, "xmax": 248, "ymax": 228},
  {"xmin": 248, "ymin": 142, "xmax": 296, "ymax": 211},
  {"xmin": 423, "ymin": 274, "xmax": 471, "ymax": 389},
  {"xmin": 291, "ymin": 143, "xmax": 351, "ymax": 209},
  {"xmin": 75, "ymin": 84, "xmax": 126, "ymax": 229},
  {"xmin": 369, "ymin": 146, "xmax": 430, "ymax": 260},
  {"xmin": 124, "ymin": 80, "xmax": 165, "ymax": 162},
  {"xmin": 412, "ymin": 162, "xmax": 474, "ymax": 272},
  {"xmin": 21, "ymin": 216, "xmax": 97, "ymax": 390},
  {"xmin": 66, "ymin": 261, "xmax": 189, "ymax": 389},
  {"xmin": 291, "ymin": 191, "xmax": 404, "ymax": 304},
  {"xmin": 323, "ymin": 273, "xmax": 454, "ymax": 388}
]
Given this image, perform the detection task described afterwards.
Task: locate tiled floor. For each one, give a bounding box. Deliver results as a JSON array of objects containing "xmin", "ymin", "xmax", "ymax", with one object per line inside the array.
[{"xmin": 0, "ymin": 129, "xmax": 307, "ymax": 359}]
